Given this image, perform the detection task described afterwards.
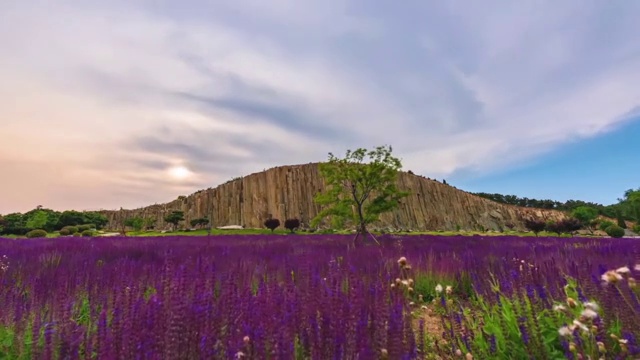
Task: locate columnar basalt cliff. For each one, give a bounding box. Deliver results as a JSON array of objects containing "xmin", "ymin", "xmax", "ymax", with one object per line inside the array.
[{"xmin": 101, "ymin": 163, "xmax": 567, "ymax": 231}]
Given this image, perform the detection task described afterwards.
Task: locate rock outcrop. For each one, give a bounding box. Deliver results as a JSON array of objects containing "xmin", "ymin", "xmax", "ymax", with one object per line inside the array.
[{"xmin": 101, "ymin": 163, "xmax": 568, "ymax": 231}]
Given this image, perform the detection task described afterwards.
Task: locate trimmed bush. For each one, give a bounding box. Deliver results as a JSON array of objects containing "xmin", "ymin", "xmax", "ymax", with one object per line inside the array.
[
  {"xmin": 62, "ymin": 226, "xmax": 79, "ymax": 234},
  {"xmin": 284, "ymin": 218, "xmax": 301, "ymax": 233},
  {"xmin": 73, "ymin": 232, "xmax": 82, "ymax": 237},
  {"xmin": 605, "ymin": 225, "xmax": 625, "ymax": 238},
  {"xmin": 26, "ymin": 229, "xmax": 47, "ymax": 238},
  {"xmin": 264, "ymin": 218, "xmax": 280, "ymax": 232},
  {"xmin": 524, "ymin": 219, "xmax": 546, "ymax": 236},
  {"xmin": 78, "ymin": 224, "xmax": 94, "ymax": 232},
  {"xmin": 559, "ymin": 218, "xmax": 582, "ymax": 235},
  {"xmin": 81, "ymin": 230, "xmax": 94, "ymax": 237},
  {"xmin": 633, "ymin": 224, "xmax": 640, "ymax": 234},
  {"xmin": 599, "ymin": 220, "xmax": 614, "ymax": 231},
  {"xmin": 59, "ymin": 229, "xmax": 71, "ymax": 236}
]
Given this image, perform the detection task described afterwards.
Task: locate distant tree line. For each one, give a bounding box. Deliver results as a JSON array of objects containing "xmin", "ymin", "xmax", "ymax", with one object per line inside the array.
[
  {"xmin": 473, "ymin": 188, "xmax": 640, "ymax": 221},
  {"xmin": 0, "ymin": 207, "xmax": 108, "ymax": 236}
]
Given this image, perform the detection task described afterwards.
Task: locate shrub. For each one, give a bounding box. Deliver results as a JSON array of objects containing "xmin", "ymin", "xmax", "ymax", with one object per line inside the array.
[
  {"xmin": 616, "ymin": 212, "xmax": 627, "ymax": 229},
  {"xmin": 284, "ymin": 218, "xmax": 301, "ymax": 233},
  {"xmin": 559, "ymin": 218, "xmax": 582, "ymax": 235},
  {"xmin": 264, "ymin": 218, "xmax": 280, "ymax": 232},
  {"xmin": 59, "ymin": 229, "xmax": 71, "ymax": 236},
  {"xmin": 605, "ymin": 225, "xmax": 625, "ymax": 238},
  {"xmin": 81, "ymin": 230, "xmax": 94, "ymax": 237},
  {"xmin": 77, "ymin": 224, "xmax": 95, "ymax": 232},
  {"xmin": 599, "ymin": 220, "xmax": 614, "ymax": 231},
  {"xmin": 524, "ymin": 219, "xmax": 546, "ymax": 236},
  {"xmin": 62, "ymin": 226, "xmax": 79, "ymax": 234},
  {"xmin": 633, "ymin": 224, "xmax": 640, "ymax": 234},
  {"xmin": 26, "ymin": 229, "xmax": 47, "ymax": 238},
  {"xmin": 545, "ymin": 221, "xmax": 565, "ymax": 235},
  {"xmin": 73, "ymin": 232, "xmax": 82, "ymax": 237}
]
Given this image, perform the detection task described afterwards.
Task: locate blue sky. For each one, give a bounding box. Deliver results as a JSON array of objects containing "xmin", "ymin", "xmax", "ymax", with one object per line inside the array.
[
  {"xmin": 454, "ymin": 117, "xmax": 640, "ymax": 205},
  {"xmin": 1, "ymin": 1, "xmax": 640, "ymax": 213}
]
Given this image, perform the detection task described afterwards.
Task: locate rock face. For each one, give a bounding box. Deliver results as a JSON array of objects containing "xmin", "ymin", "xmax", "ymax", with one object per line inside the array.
[{"xmin": 101, "ymin": 163, "xmax": 568, "ymax": 231}]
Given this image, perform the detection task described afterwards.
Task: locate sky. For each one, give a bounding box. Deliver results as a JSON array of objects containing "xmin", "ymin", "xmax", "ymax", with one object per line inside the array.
[{"xmin": 1, "ymin": 0, "xmax": 639, "ymax": 214}]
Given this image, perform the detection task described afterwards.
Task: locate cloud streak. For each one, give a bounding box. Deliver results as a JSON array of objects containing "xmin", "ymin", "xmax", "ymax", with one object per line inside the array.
[{"xmin": 1, "ymin": 0, "xmax": 640, "ymax": 213}]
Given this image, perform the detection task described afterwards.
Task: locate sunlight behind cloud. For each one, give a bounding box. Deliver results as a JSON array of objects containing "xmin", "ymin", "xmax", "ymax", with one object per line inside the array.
[{"xmin": 167, "ymin": 165, "xmax": 193, "ymax": 181}]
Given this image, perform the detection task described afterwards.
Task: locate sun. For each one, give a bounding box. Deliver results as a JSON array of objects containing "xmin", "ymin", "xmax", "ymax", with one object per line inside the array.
[{"xmin": 167, "ymin": 165, "xmax": 192, "ymax": 180}]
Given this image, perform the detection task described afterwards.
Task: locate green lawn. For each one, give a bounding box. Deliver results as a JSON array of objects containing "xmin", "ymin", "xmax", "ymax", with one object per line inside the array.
[{"xmin": 0, "ymin": 228, "xmax": 590, "ymax": 239}]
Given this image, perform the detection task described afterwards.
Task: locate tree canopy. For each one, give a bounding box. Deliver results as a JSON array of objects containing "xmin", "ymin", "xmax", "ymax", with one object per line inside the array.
[{"xmin": 311, "ymin": 145, "xmax": 409, "ymax": 244}]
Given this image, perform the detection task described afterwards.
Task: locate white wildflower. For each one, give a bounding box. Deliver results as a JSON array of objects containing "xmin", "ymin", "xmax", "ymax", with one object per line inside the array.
[
  {"xmin": 635, "ymin": 264, "xmax": 640, "ymax": 271},
  {"xmin": 601, "ymin": 270, "xmax": 623, "ymax": 283},
  {"xmin": 583, "ymin": 302, "xmax": 600, "ymax": 312},
  {"xmin": 445, "ymin": 285, "xmax": 453, "ymax": 295},
  {"xmin": 573, "ymin": 320, "xmax": 590, "ymax": 333},
  {"xmin": 616, "ymin": 266, "xmax": 630, "ymax": 275},
  {"xmin": 558, "ymin": 326, "xmax": 572, "ymax": 337},
  {"xmin": 553, "ymin": 304, "xmax": 566, "ymax": 312},
  {"xmin": 435, "ymin": 284, "xmax": 443, "ymax": 293},
  {"xmin": 581, "ymin": 309, "xmax": 598, "ymax": 320},
  {"xmin": 401, "ymin": 280, "xmax": 409, "ymax": 287}
]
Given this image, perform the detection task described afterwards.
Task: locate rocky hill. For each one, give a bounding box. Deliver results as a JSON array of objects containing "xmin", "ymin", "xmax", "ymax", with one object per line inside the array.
[{"xmin": 101, "ymin": 163, "xmax": 568, "ymax": 231}]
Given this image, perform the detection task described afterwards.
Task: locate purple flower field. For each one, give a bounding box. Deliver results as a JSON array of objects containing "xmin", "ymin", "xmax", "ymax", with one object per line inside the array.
[{"xmin": 0, "ymin": 234, "xmax": 639, "ymax": 359}]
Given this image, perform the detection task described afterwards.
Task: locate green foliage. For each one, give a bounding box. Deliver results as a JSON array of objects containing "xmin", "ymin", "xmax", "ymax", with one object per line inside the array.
[
  {"xmin": 25, "ymin": 229, "xmax": 47, "ymax": 238},
  {"xmin": 599, "ymin": 220, "xmax": 614, "ymax": 231},
  {"xmin": 59, "ymin": 229, "xmax": 70, "ymax": 236},
  {"xmin": 82, "ymin": 212, "xmax": 108, "ymax": 230},
  {"xmin": 615, "ymin": 209, "xmax": 627, "ymax": 229},
  {"xmin": 605, "ymin": 225, "xmax": 625, "ymax": 238},
  {"xmin": 560, "ymin": 217, "xmax": 583, "ymax": 235},
  {"xmin": 0, "ymin": 213, "xmax": 27, "ymax": 235},
  {"xmin": 62, "ymin": 226, "xmax": 79, "ymax": 234},
  {"xmin": 189, "ymin": 218, "xmax": 210, "ymax": 228},
  {"xmin": 77, "ymin": 224, "xmax": 94, "ymax": 232},
  {"xmin": 571, "ymin": 206, "xmax": 598, "ymax": 227},
  {"xmin": 474, "ymin": 188, "xmax": 640, "ymax": 221},
  {"xmin": 56, "ymin": 210, "xmax": 107, "ymax": 230},
  {"xmin": 545, "ymin": 220, "xmax": 567, "ymax": 235},
  {"xmin": 57, "ymin": 210, "xmax": 86, "ymax": 228},
  {"xmin": 311, "ymin": 145, "xmax": 409, "ymax": 234},
  {"xmin": 81, "ymin": 229, "xmax": 94, "ymax": 237},
  {"xmin": 164, "ymin": 211, "xmax": 184, "ymax": 231},
  {"xmin": 144, "ymin": 217, "xmax": 157, "ymax": 230},
  {"xmin": 124, "ymin": 217, "xmax": 145, "ymax": 232},
  {"xmin": 632, "ymin": 224, "xmax": 640, "ymax": 234},
  {"xmin": 25, "ymin": 210, "xmax": 49, "ymax": 231}
]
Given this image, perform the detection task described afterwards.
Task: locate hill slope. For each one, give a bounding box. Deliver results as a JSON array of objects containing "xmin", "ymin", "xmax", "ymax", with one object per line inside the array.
[{"xmin": 101, "ymin": 163, "xmax": 567, "ymax": 231}]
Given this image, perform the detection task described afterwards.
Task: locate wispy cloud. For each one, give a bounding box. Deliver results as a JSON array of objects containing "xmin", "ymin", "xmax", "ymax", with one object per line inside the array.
[{"xmin": 1, "ymin": 0, "xmax": 639, "ymax": 212}]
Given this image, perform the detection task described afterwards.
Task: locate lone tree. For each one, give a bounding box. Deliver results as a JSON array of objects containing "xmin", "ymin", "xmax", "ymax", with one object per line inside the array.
[
  {"xmin": 284, "ymin": 218, "xmax": 301, "ymax": 233},
  {"xmin": 264, "ymin": 218, "xmax": 280, "ymax": 232},
  {"xmin": 164, "ymin": 211, "xmax": 185, "ymax": 231},
  {"xmin": 524, "ymin": 219, "xmax": 546, "ymax": 236},
  {"xmin": 311, "ymin": 145, "xmax": 409, "ymax": 246}
]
